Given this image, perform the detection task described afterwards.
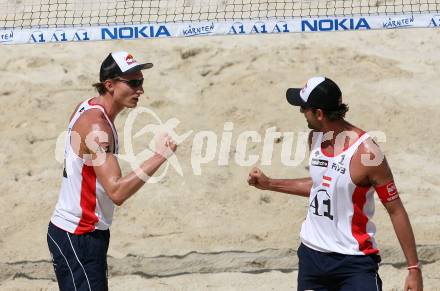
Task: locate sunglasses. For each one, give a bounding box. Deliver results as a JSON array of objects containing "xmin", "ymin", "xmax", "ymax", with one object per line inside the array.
[{"xmin": 115, "ymin": 78, "xmax": 144, "ymax": 88}]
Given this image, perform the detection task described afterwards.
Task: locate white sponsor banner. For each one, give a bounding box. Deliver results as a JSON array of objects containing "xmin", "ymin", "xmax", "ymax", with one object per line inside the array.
[{"xmin": 1, "ymin": 14, "xmax": 439, "ymax": 45}]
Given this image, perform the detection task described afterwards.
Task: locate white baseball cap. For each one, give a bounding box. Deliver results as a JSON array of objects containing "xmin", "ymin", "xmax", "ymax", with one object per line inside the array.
[{"xmin": 99, "ymin": 51, "xmax": 153, "ymax": 82}]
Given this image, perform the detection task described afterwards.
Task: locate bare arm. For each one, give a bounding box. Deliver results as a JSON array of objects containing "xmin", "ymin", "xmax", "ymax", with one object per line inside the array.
[
  {"xmin": 247, "ymin": 167, "xmax": 312, "ymax": 197},
  {"xmin": 364, "ymin": 142, "xmax": 422, "ymax": 291},
  {"xmin": 247, "ymin": 130, "xmax": 314, "ymax": 197},
  {"xmin": 383, "ymin": 199, "xmax": 420, "ymax": 263},
  {"xmin": 93, "ymin": 152, "xmax": 169, "ymax": 206},
  {"xmin": 383, "ymin": 194, "xmax": 422, "ymax": 291},
  {"xmin": 80, "ymin": 116, "xmax": 176, "ymax": 206}
]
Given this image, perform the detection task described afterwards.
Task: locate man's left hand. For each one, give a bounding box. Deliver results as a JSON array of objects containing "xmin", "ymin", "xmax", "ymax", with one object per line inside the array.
[{"xmin": 404, "ymin": 269, "xmax": 423, "ymax": 291}]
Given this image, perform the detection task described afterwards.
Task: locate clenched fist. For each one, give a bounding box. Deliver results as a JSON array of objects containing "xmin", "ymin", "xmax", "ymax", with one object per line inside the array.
[
  {"xmin": 247, "ymin": 167, "xmax": 270, "ymax": 190},
  {"xmin": 154, "ymin": 132, "xmax": 177, "ymax": 159}
]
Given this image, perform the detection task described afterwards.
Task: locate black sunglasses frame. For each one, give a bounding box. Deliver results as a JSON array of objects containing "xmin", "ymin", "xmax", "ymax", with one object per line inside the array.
[{"xmin": 114, "ymin": 78, "xmax": 144, "ymax": 88}]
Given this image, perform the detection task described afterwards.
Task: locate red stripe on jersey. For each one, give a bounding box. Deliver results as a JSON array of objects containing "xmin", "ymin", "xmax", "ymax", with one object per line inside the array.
[
  {"xmin": 323, "ymin": 176, "xmax": 332, "ymax": 181},
  {"xmin": 322, "ymin": 182, "xmax": 330, "ymax": 188},
  {"xmin": 88, "ymin": 99, "xmax": 111, "ymax": 119},
  {"xmin": 351, "ymin": 186, "xmax": 378, "ymax": 255},
  {"xmin": 74, "ymin": 165, "xmax": 98, "ymax": 234}
]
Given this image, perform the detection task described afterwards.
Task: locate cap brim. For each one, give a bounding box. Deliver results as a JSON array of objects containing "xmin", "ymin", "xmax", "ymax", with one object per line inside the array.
[
  {"xmin": 124, "ymin": 62, "xmax": 154, "ymax": 74},
  {"xmin": 286, "ymin": 88, "xmax": 306, "ymax": 107}
]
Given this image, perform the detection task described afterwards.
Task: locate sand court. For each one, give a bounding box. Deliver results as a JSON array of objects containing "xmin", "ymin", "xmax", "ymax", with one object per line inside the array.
[{"xmin": 0, "ymin": 28, "xmax": 439, "ymax": 290}]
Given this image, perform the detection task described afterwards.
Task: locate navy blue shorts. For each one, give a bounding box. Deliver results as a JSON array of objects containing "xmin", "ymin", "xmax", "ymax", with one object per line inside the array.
[
  {"xmin": 297, "ymin": 243, "xmax": 382, "ymax": 291},
  {"xmin": 47, "ymin": 222, "xmax": 110, "ymax": 291}
]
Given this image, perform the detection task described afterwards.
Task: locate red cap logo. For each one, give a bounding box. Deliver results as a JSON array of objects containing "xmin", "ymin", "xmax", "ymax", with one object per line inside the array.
[{"xmin": 125, "ymin": 54, "xmax": 135, "ymax": 65}]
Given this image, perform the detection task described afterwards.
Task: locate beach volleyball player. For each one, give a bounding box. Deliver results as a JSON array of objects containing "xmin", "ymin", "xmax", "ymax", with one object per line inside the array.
[
  {"xmin": 248, "ymin": 77, "xmax": 423, "ymax": 291},
  {"xmin": 47, "ymin": 51, "xmax": 176, "ymax": 290}
]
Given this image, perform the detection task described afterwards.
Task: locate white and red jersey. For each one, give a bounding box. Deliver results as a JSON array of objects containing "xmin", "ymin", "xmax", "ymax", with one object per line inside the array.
[
  {"xmin": 300, "ymin": 132, "xmax": 379, "ymax": 255},
  {"xmin": 51, "ymin": 98, "xmax": 119, "ymax": 234}
]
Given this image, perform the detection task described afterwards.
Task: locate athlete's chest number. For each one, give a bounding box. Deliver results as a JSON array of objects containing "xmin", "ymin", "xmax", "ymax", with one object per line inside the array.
[
  {"xmin": 63, "ymin": 158, "xmax": 67, "ymax": 178},
  {"xmin": 310, "ymin": 189, "xmax": 334, "ymax": 220}
]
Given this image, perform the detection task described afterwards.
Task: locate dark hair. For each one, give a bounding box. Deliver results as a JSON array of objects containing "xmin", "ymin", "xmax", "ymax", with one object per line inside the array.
[
  {"xmin": 93, "ymin": 59, "xmax": 122, "ymax": 95},
  {"xmin": 93, "ymin": 82, "xmax": 106, "ymax": 95},
  {"xmin": 312, "ymin": 103, "xmax": 349, "ymax": 121},
  {"xmin": 100, "ymin": 60, "xmax": 120, "ymax": 82}
]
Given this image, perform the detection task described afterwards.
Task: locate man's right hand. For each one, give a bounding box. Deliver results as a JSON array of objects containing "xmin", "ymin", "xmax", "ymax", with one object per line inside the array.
[
  {"xmin": 247, "ymin": 167, "xmax": 270, "ymax": 190},
  {"xmin": 154, "ymin": 133, "xmax": 177, "ymax": 159}
]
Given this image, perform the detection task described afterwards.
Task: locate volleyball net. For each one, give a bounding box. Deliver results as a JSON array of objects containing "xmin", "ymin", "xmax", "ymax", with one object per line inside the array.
[{"xmin": 1, "ymin": 0, "xmax": 440, "ymax": 44}]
